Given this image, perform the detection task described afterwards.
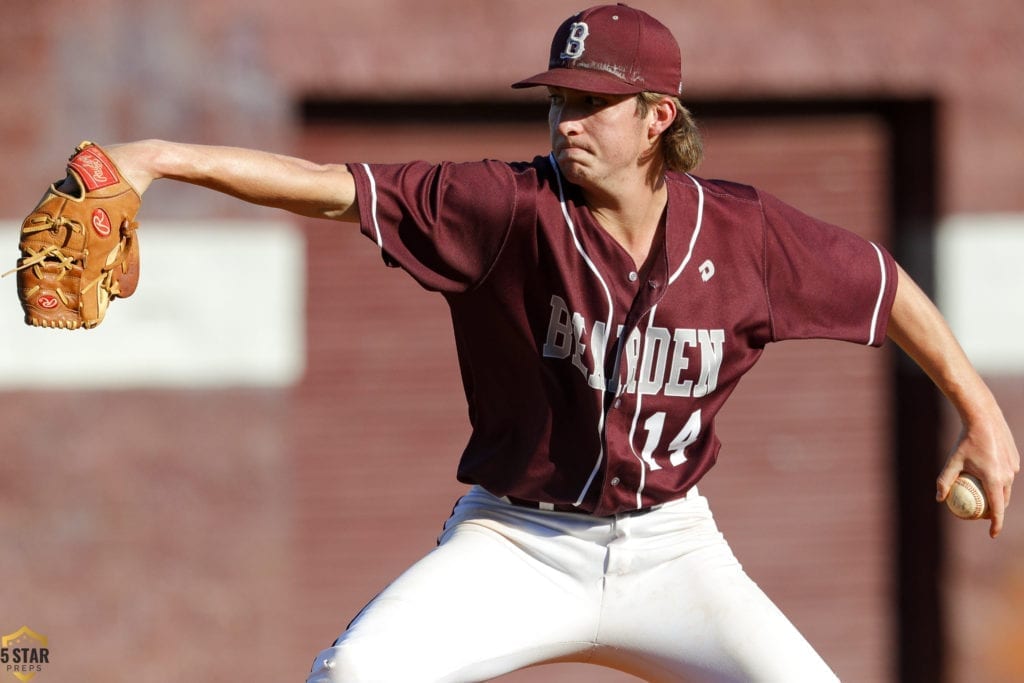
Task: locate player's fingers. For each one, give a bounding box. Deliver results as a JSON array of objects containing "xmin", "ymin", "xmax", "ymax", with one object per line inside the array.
[
  {"xmin": 990, "ymin": 512, "xmax": 1004, "ymax": 538},
  {"xmin": 935, "ymin": 465, "xmax": 961, "ymax": 502},
  {"xmin": 1009, "ymin": 458, "xmax": 1020, "ymax": 509},
  {"xmin": 987, "ymin": 460, "xmax": 1017, "ymax": 537},
  {"xmin": 987, "ymin": 486, "xmax": 1007, "ymax": 538}
]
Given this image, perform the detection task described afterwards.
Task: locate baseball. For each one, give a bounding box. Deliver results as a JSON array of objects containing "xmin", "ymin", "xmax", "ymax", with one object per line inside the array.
[{"xmin": 946, "ymin": 474, "xmax": 988, "ymax": 520}]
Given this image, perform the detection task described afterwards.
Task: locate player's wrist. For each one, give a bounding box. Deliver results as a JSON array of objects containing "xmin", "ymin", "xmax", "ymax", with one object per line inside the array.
[{"xmin": 104, "ymin": 139, "xmax": 172, "ymax": 196}]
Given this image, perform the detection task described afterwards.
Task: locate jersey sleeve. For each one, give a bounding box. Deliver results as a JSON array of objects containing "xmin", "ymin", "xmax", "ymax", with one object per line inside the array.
[
  {"xmin": 348, "ymin": 160, "xmax": 519, "ymax": 293},
  {"xmin": 760, "ymin": 190, "xmax": 898, "ymax": 347}
]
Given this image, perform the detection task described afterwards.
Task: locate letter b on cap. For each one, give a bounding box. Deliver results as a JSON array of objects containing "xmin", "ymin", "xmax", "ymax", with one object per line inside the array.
[{"xmin": 560, "ymin": 22, "xmax": 589, "ymax": 59}]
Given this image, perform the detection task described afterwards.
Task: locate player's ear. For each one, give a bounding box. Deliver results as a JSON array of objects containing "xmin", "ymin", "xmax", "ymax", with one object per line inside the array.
[{"xmin": 648, "ymin": 96, "xmax": 677, "ymax": 139}]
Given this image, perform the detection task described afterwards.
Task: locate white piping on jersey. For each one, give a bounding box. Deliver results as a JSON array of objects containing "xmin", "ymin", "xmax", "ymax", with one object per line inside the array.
[
  {"xmin": 361, "ymin": 163, "xmax": 385, "ymax": 250},
  {"xmin": 867, "ymin": 242, "xmax": 887, "ymax": 347},
  {"xmin": 547, "ymin": 154, "xmax": 616, "ymax": 508},
  {"xmin": 628, "ymin": 174, "xmax": 706, "ymax": 509},
  {"xmin": 670, "ymin": 175, "xmax": 707, "ymax": 285}
]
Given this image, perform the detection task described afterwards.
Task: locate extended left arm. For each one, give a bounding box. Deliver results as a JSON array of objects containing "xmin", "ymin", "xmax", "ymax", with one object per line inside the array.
[
  {"xmin": 104, "ymin": 139, "xmax": 359, "ymax": 221},
  {"xmin": 887, "ymin": 264, "xmax": 1020, "ymax": 537}
]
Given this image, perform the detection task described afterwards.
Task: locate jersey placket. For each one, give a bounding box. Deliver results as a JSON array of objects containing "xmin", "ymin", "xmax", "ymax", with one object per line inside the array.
[
  {"xmin": 588, "ymin": 175, "xmax": 706, "ymax": 515},
  {"xmin": 549, "ymin": 158, "xmax": 705, "ymax": 515},
  {"xmin": 598, "ymin": 236, "xmax": 671, "ymax": 513}
]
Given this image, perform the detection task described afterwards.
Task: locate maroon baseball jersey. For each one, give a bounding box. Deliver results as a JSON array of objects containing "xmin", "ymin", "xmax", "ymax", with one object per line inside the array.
[{"xmin": 348, "ymin": 155, "xmax": 897, "ymax": 516}]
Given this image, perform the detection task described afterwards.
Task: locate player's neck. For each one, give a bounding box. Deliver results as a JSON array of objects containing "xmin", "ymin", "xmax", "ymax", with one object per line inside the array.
[{"xmin": 586, "ymin": 178, "xmax": 668, "ymax": 270}]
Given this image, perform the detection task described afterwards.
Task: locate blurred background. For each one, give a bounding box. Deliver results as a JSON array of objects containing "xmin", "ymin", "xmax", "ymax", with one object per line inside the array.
[{"xmin": 1, "ymin": 1, "xmax": 1022, "ymax": 681}]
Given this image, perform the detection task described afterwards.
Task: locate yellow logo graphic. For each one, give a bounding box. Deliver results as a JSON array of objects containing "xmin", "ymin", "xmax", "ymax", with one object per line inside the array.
[{"xmin": 0, "ymin": 627, "xmax": 48, "ymax": 682}]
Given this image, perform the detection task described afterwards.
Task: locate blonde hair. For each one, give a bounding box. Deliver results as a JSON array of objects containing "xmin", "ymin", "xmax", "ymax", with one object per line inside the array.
[{"xmin": 636, "ymin": 92, "xmax": 703, "ymax": 173}]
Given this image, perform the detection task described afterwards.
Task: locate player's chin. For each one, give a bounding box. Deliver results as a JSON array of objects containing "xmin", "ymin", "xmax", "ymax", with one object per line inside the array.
[{"xmin": 554, "ymin": 155, "xmax": 593, "ymax": 185}]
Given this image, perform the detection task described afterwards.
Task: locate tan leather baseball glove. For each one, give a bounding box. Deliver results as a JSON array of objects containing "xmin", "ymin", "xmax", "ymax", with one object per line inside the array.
[{"xmin": 6, "ymin": 141, "xmax": 141, "ymax": 329}]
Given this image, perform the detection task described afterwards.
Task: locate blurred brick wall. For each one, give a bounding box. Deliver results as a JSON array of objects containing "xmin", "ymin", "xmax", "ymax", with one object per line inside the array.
[
  {"xmin": 2, "ymin": 2, "xmax": 1023, "ymax": 683},
  {"xmin": 4, "ymin": 0, "xmax": 1024, "ymax": 213},
  {"xmin": 0, "ymin": 390, "xmax": 294, "ymax": 681}
]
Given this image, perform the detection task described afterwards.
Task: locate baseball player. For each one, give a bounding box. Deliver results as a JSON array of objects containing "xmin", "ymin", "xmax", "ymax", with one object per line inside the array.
[{"xmin": 102, "ymin": 4, "xmax": 1019, "ymax": 681}]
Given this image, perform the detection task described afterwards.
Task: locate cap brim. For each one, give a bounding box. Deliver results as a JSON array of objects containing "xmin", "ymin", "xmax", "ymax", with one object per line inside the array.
[{"xmin": 511, "ymin": 68, "xmax": 642, "ymax": 95}]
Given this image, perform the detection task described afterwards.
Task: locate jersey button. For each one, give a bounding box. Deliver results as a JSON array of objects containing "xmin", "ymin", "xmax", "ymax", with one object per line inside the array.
[
  {"xmin": 628, "ymin": 271, "xmax": 638, "ymax": 282},
  {"xmin": 611, "ymin": 477, "xmax": 621, "ymax": 486},
  {"xmin": 613, "ymin": 398, "xmax": 622, "ymax": 409}
]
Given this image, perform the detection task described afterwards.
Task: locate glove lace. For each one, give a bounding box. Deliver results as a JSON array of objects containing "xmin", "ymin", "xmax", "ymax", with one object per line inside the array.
[{"xmin": 2, "ymin": 216, "xmax": 134, "ymax": 282}]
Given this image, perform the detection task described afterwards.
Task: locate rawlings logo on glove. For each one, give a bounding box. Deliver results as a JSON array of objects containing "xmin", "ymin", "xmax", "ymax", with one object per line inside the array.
[{"xmin": 5, "ymin": 141, "xmax": 141, "ymax": 329}]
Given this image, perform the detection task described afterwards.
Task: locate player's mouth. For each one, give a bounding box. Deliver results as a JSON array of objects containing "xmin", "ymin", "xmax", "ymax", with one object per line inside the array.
[{"xmin": 554, "ymin": 141, "xmax": 591, "ymax": 159}]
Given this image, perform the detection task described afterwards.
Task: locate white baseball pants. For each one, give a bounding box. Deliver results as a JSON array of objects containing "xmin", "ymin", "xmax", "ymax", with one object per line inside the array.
[{"xmin": 307, "ymin": 486, "xmax": 839, "ymax": 682}]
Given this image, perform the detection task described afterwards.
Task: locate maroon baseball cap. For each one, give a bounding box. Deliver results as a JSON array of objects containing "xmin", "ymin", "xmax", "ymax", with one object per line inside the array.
[{"xmin": 512, "ymin": 4, "xmax": 682, "ymax": 96}]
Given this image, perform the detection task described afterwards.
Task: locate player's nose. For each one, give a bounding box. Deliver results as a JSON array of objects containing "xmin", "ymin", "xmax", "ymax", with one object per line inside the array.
[{"xmin": 551, "ymin": 112, "xmax": 584, "ymax": 140}]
